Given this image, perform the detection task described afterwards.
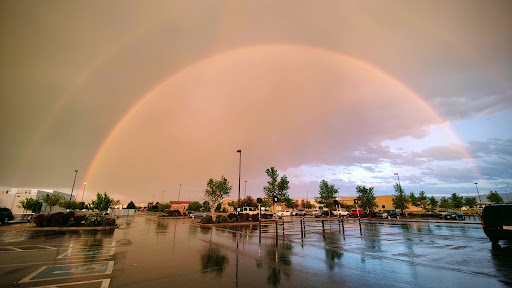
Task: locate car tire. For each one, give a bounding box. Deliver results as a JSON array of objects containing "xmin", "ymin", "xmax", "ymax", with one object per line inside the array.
[{"xmin": 4, "ymin": 218, "xmax": 9, "ymax": 224}]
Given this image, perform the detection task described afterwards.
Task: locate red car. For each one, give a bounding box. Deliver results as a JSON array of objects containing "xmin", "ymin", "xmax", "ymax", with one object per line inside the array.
[{"xmin": 349, "ymin": 209, "xmax": 365, "ymax": 217}]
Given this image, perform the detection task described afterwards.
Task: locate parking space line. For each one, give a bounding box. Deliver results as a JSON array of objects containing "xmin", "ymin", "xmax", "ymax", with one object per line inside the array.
[
  {"xmin": 28, "ymin": 278, "xmax": 111, "ymax": 288},
  {"xmin": 57, "ymin": 248, "xmax": 115, "ymax": 258},
  {"xmin": 18, "ymin": 261, "xmax": 114, "ymax": 283}
]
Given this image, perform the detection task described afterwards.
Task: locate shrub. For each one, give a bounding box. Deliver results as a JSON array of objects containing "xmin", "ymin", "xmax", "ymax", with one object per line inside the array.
[
  {"xmin": 250, "ymin": 214, "xmax": 260, "ymax": 222},
  {"xmin": 227, "ymin": 213, "xmax": 237, "ymax": 220},
  {"xmin": 215, "ymin": 215, "xmax": 229, "ymax": 224},
  {"xmin": 48, "ymin": 212, "xmax": 70, "ymax": 227},
  {"xmin": 200, "ymin": 215, "xmax": 213, "ymax": 224},
  {"xmin": 73, "ymin": 214, "xmax": 87, "ymax": 226},
  {"xmin": 85, "ymin": 214, "xmax": 104, "ymax": 226},
  {"xmin": 33, "ymin": 214, "xmax": 47, "ymax": 227},
  {"xmin": 103, "ymin": 217, "xmax": 117, "ymax": 226},
  {"xmin": 239, "ymin": 213, "xmax": 249, "ymax": 222}
]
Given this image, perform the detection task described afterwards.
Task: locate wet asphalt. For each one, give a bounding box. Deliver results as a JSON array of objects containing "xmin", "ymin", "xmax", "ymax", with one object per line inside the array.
[{"xmin": 0, "ymin": 214, "xmax": 511, "ymax": 288}]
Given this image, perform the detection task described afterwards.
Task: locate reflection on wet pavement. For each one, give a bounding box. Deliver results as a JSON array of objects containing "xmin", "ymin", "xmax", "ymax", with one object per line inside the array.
[{"xmin": 1, "ymin": 215, "xmax": 511, "ymax": 287}]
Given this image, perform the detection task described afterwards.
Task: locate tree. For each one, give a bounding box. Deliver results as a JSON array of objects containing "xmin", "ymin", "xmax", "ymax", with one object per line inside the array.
[
  {"xmin": 418, "ymin": 191, "xmax": 428, "ymax": 209},
  {"xmin": 215, "ymin": 203, "xmax": 222, "ymax": 212},
  {"xmin": 392, "ymin": 183, "xmax": 409, "ymax": 213},
  {"xmin": 158, "ymin": 202, "xmax": 171, "ymax": 212},
  {"xmin": 187, "ymin": 201, "xmax": 202, "ymax": 211},
  {"xmin": 487, "ymin": 190, "xmax": 504, "ymax": 204},
  {"xmin": 201, "ymin": 201, "xmax": 211, "ymax": 212},
  {"xmin": 126, "ymin": 201, "xmax": 137, "ymax": 209},
  {"xmin": 305, "ymin": 202, "xmax": 316, "ymax": 210},
  {"xmin": 90, "ymin": 192, "xmax": 116, "ymax": 212},
  {"xmin": 427, "ymin": 196, "xmax": 438, "ymax": 209},
  {"xmin": 204, "ymin": 176, "xmax": 232, "ymax": 216},
  {"xmin": 464, "ymin": 197, "xmax": 477, "ymax": 208},
  {"xmin": 318, "ymin": 180, "xmax": 338, "ymax": 215},
  {"xmin": 41, "ymin": 194, "xmax": 64, "ymax": 214},
  {"xmin": 449, "ymin": 193, "xmax": 464, "ymax": 209},
  {"xmin": 58, "ymin": 200, "xmax": 81, "ymax": 210},
  {"xmin": 284, "ymin": 197, "xmax": 296, "ymax": 209},
  {"xmin": 356, "ymin": 185, "xmax": 377, "ymax": 212},
  {"xmin": 409, "ymin": 192, "xmax": 421, "ymax": 208},
  {"xmin": 18, "ymin": 198, "xmax": 42, "ymax": 213},
  {"xmin": 241, "ymin": 196, "xmax": 257, "ymax": 208},
  {"xmin": 263, "ymin": 167, "xmax": 290, "ymax": 217},
  {"xmin": 439, "ymin": 197, "xmax": 451, "ymax": 208}
]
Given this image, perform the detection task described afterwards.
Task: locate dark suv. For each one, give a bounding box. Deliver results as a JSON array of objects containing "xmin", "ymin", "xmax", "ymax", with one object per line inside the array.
[
  {"xmin": 0, "ymin": 208, "xmax": 15, "ymax": 224},
  {"xmin": 481, "ymin": 204, "xmax": 512, "ymax": 245}
]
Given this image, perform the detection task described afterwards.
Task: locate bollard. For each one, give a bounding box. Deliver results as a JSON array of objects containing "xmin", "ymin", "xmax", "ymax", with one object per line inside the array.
[
  {"xmin": 341, "ymin": 217, "xmax": 345, "ymax": 234},
  {"xmin": 358, "ymin": 217, "xmax": 362, "ymax": 236},
  {"xmin": 259, "ymin": 217, "xmax": 262, "ymax": 243},
  {"xmin": 322, "ymin": 218, "xmax": 325, "ymax": 233},
  {"xmin": 300, "ymin": 219, "xmax": 304, "ymax": 238},
  {"xmin": 303, "ymin": 217, "xmax": 306, "ymax": 238},
  {"xmin": 282, "ymin": 219, "xmax": 285, "ymax": 235},
  {"xmin": 338, "ymin": 218, "xmax": 341, "ymax": 232},
  {"xmin": 275, "ymin": 219, "xmax": 279, "ymax": 247}
]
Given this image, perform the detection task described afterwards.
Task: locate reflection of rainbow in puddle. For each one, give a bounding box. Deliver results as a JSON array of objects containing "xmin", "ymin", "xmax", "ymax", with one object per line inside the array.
[{"xmin": 83, "ymin": 45, "xmax": 479, "ymax": 186}]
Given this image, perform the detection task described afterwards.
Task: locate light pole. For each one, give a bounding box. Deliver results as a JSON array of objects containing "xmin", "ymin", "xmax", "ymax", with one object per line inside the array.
[
  {"xmin": 474, "ymin": 182, "xmax": 481, "ymax": 204},
  {"xmin": 81, "ymin": 182, "xmax": 87, "ymax": 202},
  {"xmin": 69, "ymin": 170, "xmax": 78, "ymax": 209},
  {"xmin": 177, "ymin": 184, "xmax": 182, "ymax": 212},
  {"xmin": 244, "ymin": 180, "xmax": 247, "ymax": 199},
  {"xmin": 237, "ymin": 150, "xmax": 242, "ymax": 212},
  {"xmin": 394, "ymin": 173, "xmax": 401, "ymax": 187}
]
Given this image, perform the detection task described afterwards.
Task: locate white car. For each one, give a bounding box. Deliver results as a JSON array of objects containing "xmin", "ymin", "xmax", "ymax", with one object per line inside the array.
[
  {"xmin": 333, "ymin": 210, "xmax": 349, "ymax": 217},
  {"xmin": 277, "ymin": 210, "xmax": 292, "ymax": 216}
]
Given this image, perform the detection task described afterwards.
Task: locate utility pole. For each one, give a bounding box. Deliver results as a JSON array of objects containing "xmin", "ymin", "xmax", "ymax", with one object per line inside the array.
[
  {"xmin": 69, "ymin": 170, "xmax": 78, "ymax": 209},
  {"xmin": 177, "ymin": 184, "xmax": 182, "ymax": 212}
]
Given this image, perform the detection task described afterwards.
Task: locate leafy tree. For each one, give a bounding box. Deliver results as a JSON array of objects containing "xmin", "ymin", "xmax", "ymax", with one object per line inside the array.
[
  {"xmin": 260, "ymin": 198, "xmax": 272, "ymax": 209},
  {"xmin": 241, "ymin": 196, "xmax": 257, "ymax": 208},
  {"xmin": 392, "ymin": 183, "xmax": 409, "ymax": 213},
  {"xmin": 318, "ymin": 180, "xmax": 338, "ymax": 215},
  {"xmin": 464, "ymin": 197, "xmax": 477, "ymax": 208},
  {"xmin": 215, "ymin": 203, "xmax": 222, "ymax": 212},
  {"xmin": 201, "ymin": 201, "xmax": 211, "ymax": 212},
  {"xmin": 418, "ymin": 191, "xmax": 428, "ymax": 209},
  {"xmin": 449, "ymin": 193, "xmax": 464, "ymax": 209},
  {"xmin": 41, "ymin": 194, "xmax": 64, "ymax": 214},
  {"xmin": 18, "ymin": 198, "xmax": 42, "ymax": 213},
  {"xmin": 284, "ymin": 197, "xmax": 296, "ymax": 209},
  {"xmin": 427, "ymin": 196, "xmax": 438, "ymax": 209},
  {"xmin": 187, "ymin": 201, "xmax": 202, "ymax": 211},
  {"xmin": 58, "ymin": 200, "xmax": 81, "ymax": 210},
  {"xmin": 204, "ymin": 176, "xmax": 232, "ymax": 216},
  {"xmin": 90, "ymin": 192, "xmax": 116, "ymax": 212},
  {"xmin": 409, "ymin": 192, "xmax": 421, "ymax": 208},
  {"xmin": 356, "ymin": 185, "xmax": 377, "ymax": 212},
  {"xmin": 126, "ymin": 201, "xmax": 137, "ymax": 209},
  {"xmin": 487, "ymin": 190, "xmax": 504, "ymax": 204},
  {"xmin": 263, "ymin": 167, "xmax": 290, "ymax": 217},
  {"xmin": 305, "ymin": 202, "xmax": 316, "ymax": 210},
  {"xmin": 439, "ymin": 197, "xmax": 451, "ymax": 208},
  {"xmin": 158, "ymin": 202, "xmax": 171, "ymax": 212}
]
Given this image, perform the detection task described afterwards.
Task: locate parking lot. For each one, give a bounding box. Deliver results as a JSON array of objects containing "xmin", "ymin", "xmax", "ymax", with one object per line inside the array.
[{"xmin": 0, "ymin": 214, "xmax": 511, "ymax": 287}]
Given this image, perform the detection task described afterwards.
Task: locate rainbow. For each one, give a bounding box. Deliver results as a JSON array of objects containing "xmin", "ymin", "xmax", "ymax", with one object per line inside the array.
[{"xmin": 83, "ymin": 44, "xmax": 480, "ymax": 188}]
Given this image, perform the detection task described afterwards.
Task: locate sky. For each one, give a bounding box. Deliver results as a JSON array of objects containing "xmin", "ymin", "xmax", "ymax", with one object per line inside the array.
[{"xmin": 1, "ymin": 0, "xmax": 511, "ymax": 203}]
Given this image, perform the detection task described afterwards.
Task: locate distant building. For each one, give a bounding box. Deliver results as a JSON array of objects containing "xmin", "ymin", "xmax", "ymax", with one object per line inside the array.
[
  {"xmin": 0, "ymin": 188, "xmax": 75, "ymax": 214},
  {"xmin": 170, "ymin": 201, "xmax": 192, "ymax": 212}
]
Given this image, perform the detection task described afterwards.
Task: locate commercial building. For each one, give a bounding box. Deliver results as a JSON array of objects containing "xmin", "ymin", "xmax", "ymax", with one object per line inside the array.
[{"xmin": 0, "ymin": 188, "xmax": 75, "ymax": 215}]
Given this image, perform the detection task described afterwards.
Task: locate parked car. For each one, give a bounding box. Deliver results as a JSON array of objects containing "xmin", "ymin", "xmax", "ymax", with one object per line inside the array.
[
  {"xmin": 444, "ymin": 211, "xmax": 464, "ymax": 220},
  {"xmin": 277, "ymin": 210, "xmax": 292, "ymax": 216},
  {"xmin": 189, "ymin": 212, "xmax": 207, "ymax": 219},
  {"xmin": 294, "ymin": 210, "xmax": 307, "ymax": 216},
  {"xmin": 425, "ymin": 210, "xmax": 439, "ymax": 217},
  {"xmin": 481, "ymin": 204, "xmax": 512, "ymax": 245},
  {"xmin": 437, "ymin": 209, "xmax": 454, "ymax": 218},
  {"xmin": 349, "ymin": 209, "xmax": 365, "ymax": 217},
  {"xmin": 333, "ymin": 209, "xmax": 349, "ymax": 217},
  {"xmin": 0, "ymin": 208, "xmax": 14, "ymax": 224},
  {"xmin": 311, "ymin": 210, "xmax": 322, "ymax": 216},
  {"xmin": 322, "ymin": 210, "xmax": 334, "ymax": 217},
  {"xmin": 377, "ymin": 209, "xmax": 400, "ymax": 219}
]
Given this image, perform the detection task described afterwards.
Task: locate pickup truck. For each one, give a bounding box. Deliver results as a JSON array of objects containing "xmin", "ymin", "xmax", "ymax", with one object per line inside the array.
[
  {"xmin": 481, "ymin": 204, "xmax": 512, "ymax": 245},
  {"xmin": 333, "ymin": 210, "xmax": 349, "ymax": 217}
]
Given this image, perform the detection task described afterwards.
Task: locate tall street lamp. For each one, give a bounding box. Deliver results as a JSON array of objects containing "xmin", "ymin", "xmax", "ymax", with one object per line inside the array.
[
  {"xmin": 237, "ymin": 150, "xmax": 242, "ymax": 211},
  {"xmin": 474, "ymin": 182, "xmax": 481, "ymax": 204},
  {"xmin": 244, "ymin": 180, "xmax": 247, "ymax": 199},
  {"xmin": 394, "ymin": 173, "xmax": 401, "ymax": 187},
  {"xmin": 177, "ymin": 184, "xmax": 182, "ymax": 212},
  {"xmin": 69, "ymin": 170, "xmax": 78, "ymax": 209},
  {"xmin": 81, "ymin": 183, "xmax": 87, "ymax": 202}
]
